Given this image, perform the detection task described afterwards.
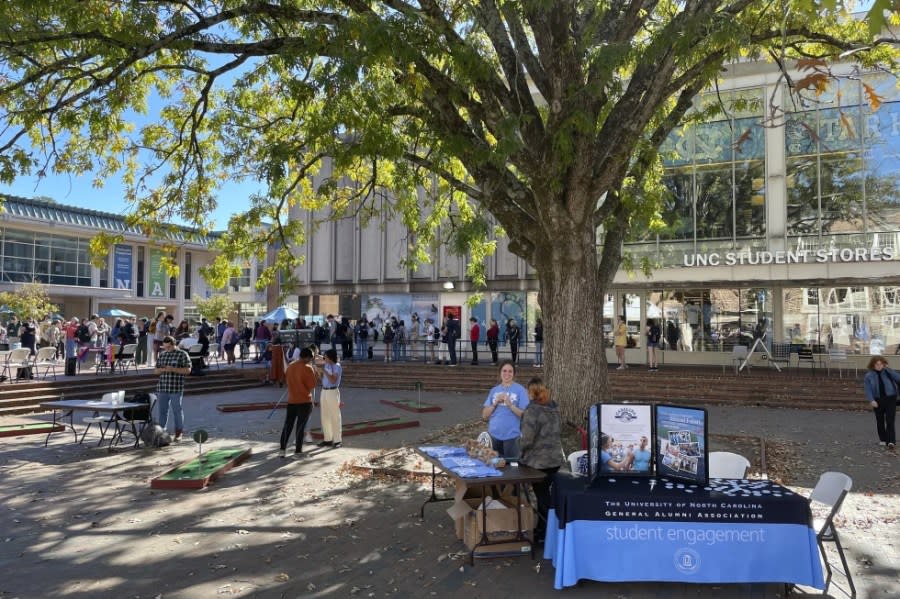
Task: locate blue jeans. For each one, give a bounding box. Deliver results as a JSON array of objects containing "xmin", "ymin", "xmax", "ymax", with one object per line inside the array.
[
  {"xmin": 393, "ymin": 341, "xmax": 401, "ymax": 361},
  {"xmin": 157, "ymin": 391, "xmax": 185, "ymax": 434},
  {"xmin": 356, "ymin": 338, "xmax": 368, "ymax": 360},
  {"xmin": 535, "ymin": 341, "xmax": 543, "ymax": 365},
  {"xmin": 491, "ymin": 436, "xmax": 520, "ymax": 459}
]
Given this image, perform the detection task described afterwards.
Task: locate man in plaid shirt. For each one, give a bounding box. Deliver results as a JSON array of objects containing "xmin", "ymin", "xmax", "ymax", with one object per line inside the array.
[{"xmin": 155, "ymin": 335, "xmax": 192, "ymax": 441}]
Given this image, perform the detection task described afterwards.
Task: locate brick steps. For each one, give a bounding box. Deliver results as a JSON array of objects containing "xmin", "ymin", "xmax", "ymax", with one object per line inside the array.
[
  {"xmin": 339, "ymin": 362, "xmax": 866, "ymax": 412},
  {"xmin": 0, "ymin": 367, "xmax": 268, "ymax": 416}
]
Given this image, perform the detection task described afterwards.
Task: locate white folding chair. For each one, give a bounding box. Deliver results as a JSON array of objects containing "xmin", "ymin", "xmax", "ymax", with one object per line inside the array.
[
  {"xmin": 207, "ymin": 343, "xmax": 221, "ymax": 369},
  {"xmin": 81, "ymin": 391, "xmax": 118, "ymax": 445},
  {"xmin": 567, "ymin": 450, "xmax": 588, "ymax": 476},
  {"xmin": 3, "ymin": 348, "xmax": 35, "ymax": 382},
  {"xmin": 827, "ymin": 348, "xmax": 856, "ymax": 379},
  {"xmin": 725, "ymin": 345, "xmax": 749, "ymax": 374},
  {"xmin": 33, "ymin": 347, "xmax": 62, "ymax": 381},
  {"xmin": 708, "ymin": 451, "xmax": 751, "ymax": 479},
  {"xmin": 810, "ymin": 471, "xmax": 855, "ymax": 598}
]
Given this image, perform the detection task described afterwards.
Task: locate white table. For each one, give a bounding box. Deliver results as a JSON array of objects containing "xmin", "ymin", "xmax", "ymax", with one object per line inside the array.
[{"xmin": 40, "ymin": 399, "xmax": 144, "ymax": 448}]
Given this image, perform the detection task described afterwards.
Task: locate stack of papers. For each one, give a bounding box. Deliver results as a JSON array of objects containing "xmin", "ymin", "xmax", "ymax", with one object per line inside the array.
[
  {"xmin": 451, "ymin": 465, "xmax": 503, "ymax": 478},
  {"xmin": 418, "ymin": 445, "xmax": 467, "ymax": 458}
]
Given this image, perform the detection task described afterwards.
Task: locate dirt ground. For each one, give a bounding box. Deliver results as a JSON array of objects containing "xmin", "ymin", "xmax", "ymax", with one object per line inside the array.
[{"xmin": 0, "ymin": 385, "xmax": 897, "ymax": 599}]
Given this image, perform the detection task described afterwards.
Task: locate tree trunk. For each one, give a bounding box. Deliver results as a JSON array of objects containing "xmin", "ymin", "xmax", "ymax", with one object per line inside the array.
[{"xmin": 535, "ymin": 241, "xmax": 613, "ymax": 427}]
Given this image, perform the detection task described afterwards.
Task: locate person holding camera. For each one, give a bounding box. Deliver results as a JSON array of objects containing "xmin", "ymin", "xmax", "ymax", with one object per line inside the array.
[{"xmin": 481, "ymin": 360, "xmax": 529, "ymax": 459}]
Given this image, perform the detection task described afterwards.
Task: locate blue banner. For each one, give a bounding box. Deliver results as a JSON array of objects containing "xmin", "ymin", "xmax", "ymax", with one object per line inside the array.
[
  {"xmin": 114, "ymin": 244, "xmax": 133, "ymax": 290},
  {"xmin": 544, "ymin": 513, "xmax": 823, "ymax": 589}
]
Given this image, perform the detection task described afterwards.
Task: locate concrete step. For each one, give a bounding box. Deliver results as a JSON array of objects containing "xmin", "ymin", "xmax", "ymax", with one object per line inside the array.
[{"xmin": 0, "ymin": 367, "xmax": 268, "ymax": 416}]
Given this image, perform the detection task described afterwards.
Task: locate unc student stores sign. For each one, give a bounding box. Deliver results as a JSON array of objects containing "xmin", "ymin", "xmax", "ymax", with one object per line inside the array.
[{"xmin": 683, "ymin": 247, "xmax": 896, "ymax": 267}]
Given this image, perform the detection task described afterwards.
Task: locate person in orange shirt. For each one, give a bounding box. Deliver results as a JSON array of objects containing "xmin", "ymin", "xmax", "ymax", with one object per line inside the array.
[{"xmin": 279, "ymin": 347, "xmax": 318, "ymax": 458}]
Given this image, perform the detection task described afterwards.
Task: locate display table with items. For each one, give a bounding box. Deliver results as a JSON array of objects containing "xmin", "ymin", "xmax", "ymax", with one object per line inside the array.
[
  {"xmin": 544, "ymin": 473, "xmax": 825, "ymax": 590},
  {"xmin": 416, "ymin": 445, "xmax": 547, "ymax": 562}
]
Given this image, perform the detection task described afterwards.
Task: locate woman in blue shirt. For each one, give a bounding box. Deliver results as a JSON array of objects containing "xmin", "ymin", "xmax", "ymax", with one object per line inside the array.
[{"xmin": 481, "ymin": 361, "xmax": 529, "ymax": 458}]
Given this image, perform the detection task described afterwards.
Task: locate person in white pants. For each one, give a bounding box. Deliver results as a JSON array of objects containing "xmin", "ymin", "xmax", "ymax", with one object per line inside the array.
[{"xmin": 315, "ymin": 349, "xmax": 343, "ymax": 448}]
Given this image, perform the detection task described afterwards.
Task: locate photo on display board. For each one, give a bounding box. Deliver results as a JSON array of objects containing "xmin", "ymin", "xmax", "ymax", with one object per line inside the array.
[
  {"xmin": 654, "ymin": 404, "xmax": 709, "ymax": 484},
  {"xmin": 591, "ymin": 403, "xmax": 654, "ymax": 479}
]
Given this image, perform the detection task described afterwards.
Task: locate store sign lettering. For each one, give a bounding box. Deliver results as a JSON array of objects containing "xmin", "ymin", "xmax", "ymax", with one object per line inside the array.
[{"xmin": 683, "ymin": 247, "xmax": 895, "ymax": 267}]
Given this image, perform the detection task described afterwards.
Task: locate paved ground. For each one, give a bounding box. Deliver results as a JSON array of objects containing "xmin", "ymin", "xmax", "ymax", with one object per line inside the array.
[{"xmin": 0, "ymin": 382, "xmax": 896, "ymax": 599}]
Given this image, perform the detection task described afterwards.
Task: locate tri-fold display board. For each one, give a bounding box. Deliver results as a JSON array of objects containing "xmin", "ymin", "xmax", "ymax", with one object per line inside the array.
[{"xmin": 588, "ymin": 402, "xmax": 708, "ymax": 484}]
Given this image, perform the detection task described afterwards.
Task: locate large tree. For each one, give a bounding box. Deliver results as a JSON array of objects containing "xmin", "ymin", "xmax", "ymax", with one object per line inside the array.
[{"xmin": 0, "ymin": 1, "xmax": 897, "ymax": 422}]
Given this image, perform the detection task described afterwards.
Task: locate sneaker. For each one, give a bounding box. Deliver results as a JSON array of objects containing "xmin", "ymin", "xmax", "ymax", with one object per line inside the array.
[
  {"xmin": 879, "ymin": 441, "xmax": 887, "ymax": 446},
  {"xmin": 278, "ymin": 448, "xmax": 287, "ymax": 458},
  {"xmin": 333, "ymin": 442, "xmax": 342, "ymax": 449},
  {"xmin": 889, "ymin": 443, "xmax": 896, "ymax": 450},
  {"xmin": 616, "ymin": 366, "xmax": 625, "ymax": 370},
  {"xmin": 317, "ymin": 441, "xmax": 333, "ymax": 447},
  {"xmin": 294, "ymin": 451, "xmax": 306, "ymax": 458}
]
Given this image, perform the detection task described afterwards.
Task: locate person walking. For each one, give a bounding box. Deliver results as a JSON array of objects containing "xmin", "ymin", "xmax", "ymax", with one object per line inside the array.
[
  {"xmin": 863, "ymin": 355, "xmax": 899, "ymax": 450},
  {"xmin": 154, "ymin": 336, "xmax": 192, "ymax": 442},
  {"xmin": 533, "ymin": 318, "xmax": 544, "ymax": 367},
  {"xmin": 487, "ymin": 318, "xmax": 500, "ymax": 365},
  {"xmin": 646, "ymin": 318, "xmax": 661, "ymax": 371},
  {"xmin": 278, "ymin": 347, "xmax": 318, "ymax": 458},
  {"xmin": 614, "ymin": 316, "xmax": 628, "ymax": 370},
  {"xmin": 315, "ymin": 348, "xmax": 343, "ymax": 448},
  {"xmin": 469, "ymin": 317, "xmax": 481, "ymax": 365}
]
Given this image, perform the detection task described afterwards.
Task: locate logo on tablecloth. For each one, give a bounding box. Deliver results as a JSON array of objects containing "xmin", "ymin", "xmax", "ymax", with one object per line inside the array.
[
  {"xmin": 673, "ymin": 548, "xmax": 701, "ymax": 574},
  {"xmin": 614, "ymin": 407, "xmax": 638, "ymax": 422}
]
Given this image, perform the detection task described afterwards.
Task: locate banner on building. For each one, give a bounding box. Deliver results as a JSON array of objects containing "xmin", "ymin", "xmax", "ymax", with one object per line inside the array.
[
  {"xmin": 113, "ymin": 244, "xmax": 132, "ymax": 289},
  {"xmin": 149, "ymin": 248, "xmax": 167, "ymax": 298}
]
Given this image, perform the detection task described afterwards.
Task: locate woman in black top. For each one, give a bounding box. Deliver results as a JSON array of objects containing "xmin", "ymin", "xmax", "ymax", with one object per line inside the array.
[{"xmin": 506, "ymin": 319, "xmax": 521, "ymax": 364}]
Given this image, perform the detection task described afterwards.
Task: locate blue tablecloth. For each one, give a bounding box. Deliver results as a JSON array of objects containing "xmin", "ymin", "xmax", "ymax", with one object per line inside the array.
[{"xmin": 544, "ymin": 473, "xmax": 824, "ymax": 590}]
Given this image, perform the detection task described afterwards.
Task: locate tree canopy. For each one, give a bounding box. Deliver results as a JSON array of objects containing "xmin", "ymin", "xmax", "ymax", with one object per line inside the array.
[{"xmin": 1, "ymin": 1, "xmax": 897, "ymax": 420}]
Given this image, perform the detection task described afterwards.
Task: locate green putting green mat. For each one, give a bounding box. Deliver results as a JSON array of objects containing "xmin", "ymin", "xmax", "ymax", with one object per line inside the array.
[{"xmin": 151, "ymin": 448, "xmax": 252, "ymax": 490}]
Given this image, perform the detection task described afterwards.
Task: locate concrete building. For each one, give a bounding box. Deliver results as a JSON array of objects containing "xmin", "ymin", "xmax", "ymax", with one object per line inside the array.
[
  {"xmin": 0, "ymin": 196, "xmax": 267, "ymax": 323},
  {"xmin": 287, "ymin": 61, "xmax": 900, "ymax": 368}
]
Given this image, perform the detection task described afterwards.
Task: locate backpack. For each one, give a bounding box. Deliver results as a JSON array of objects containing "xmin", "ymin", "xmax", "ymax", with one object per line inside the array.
[
  {"xmin": 649, "ymin": 324, "xmax": 661, "ymax": 344},
  {"xmin": 140, "ymin": 424, "xmax": 171, "ymax": 449},
  {"xmin": 383, "ymin": 327, "xmax": 395, "ymax": 343},
  {"xmin": 357, "ymin": 324, "xmax": 368, "ymax": 339},
  {"xmin": 149, "ymin": 321, "xmax": 157, "ymax": 334},
  {"xmin": 77, "ymin": 324, "xmax": 92, "ymax": 343}
]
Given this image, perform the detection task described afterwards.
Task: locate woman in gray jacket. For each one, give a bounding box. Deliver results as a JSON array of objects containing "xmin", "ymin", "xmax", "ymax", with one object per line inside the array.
[{"xmin": 519, "ymin": 377, "xmax": 566, "ymax": 543}]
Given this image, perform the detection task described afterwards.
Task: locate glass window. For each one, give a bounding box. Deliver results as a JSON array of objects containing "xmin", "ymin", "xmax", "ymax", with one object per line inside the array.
[
  {"xmin": 137, "ymin": 247, "xmax": 145, "ymax": 297},
  {"xmin": 184, "ymin": 252, "xmax": 192, "ymax": 300}
]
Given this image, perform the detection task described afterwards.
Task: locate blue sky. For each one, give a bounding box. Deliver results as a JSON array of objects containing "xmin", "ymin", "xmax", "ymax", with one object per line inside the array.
[{"xmin": 0, "ymin": 169, "xmax": 260, "ymax": 230}]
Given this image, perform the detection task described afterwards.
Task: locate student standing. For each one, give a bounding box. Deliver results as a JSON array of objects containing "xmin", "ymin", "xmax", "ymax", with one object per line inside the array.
[
  {"xmin": 469, "ymin": 317, "xmax": 480, "ymax": 365},
  {"xmin": 279, "ymin": 347, "xmax": 318, "ymax": 458},
  {"xmin": 155, "ymin": 336, "xmax": 192, "ymax": 442},
  {"xmin": 316, "ymin": 349, "xmax": 343, "ymax": 448}
]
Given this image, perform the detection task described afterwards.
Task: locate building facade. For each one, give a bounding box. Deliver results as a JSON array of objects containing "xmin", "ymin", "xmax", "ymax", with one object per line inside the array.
[
  {"xmin": 288, "ymin": 60, "xmax": 900, "ymax": 367},
  {"xmin": 0, "ymin": 196, "xmax": 267, "ymax": 323}
]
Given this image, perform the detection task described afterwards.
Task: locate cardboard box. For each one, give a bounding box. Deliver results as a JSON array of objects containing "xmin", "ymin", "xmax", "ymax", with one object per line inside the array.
[
  {"xmin": 445, "ymin": 481, "xmax": 534, "ymax": 551},
  {"xmin": 462, "ymin": 496, "xmax": 534, "ymax": 551}
]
